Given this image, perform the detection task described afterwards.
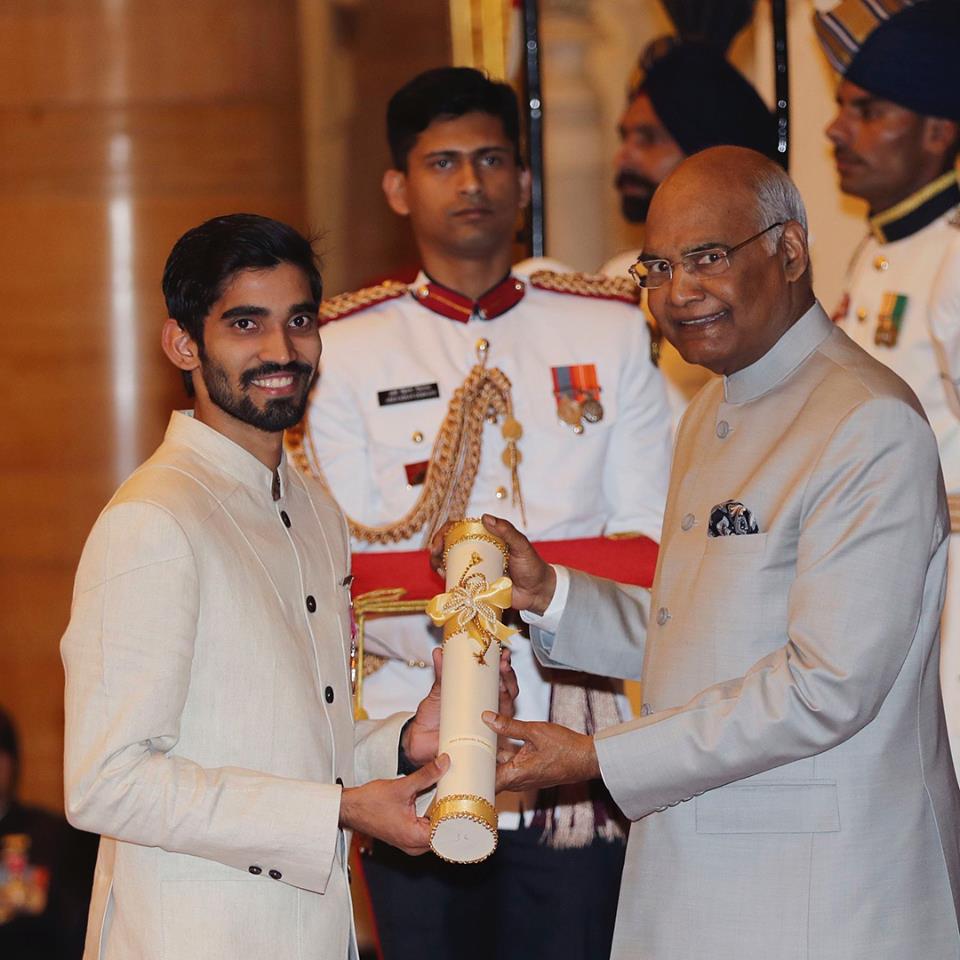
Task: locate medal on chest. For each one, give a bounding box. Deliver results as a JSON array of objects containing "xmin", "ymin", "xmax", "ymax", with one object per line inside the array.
[
  {"xmin": 874, "ymin": 292, "xmax": 909, "ymax": 348},
  {"xmin": 551, "ymin": 364, "xmax": 604, "ymax": 435}
]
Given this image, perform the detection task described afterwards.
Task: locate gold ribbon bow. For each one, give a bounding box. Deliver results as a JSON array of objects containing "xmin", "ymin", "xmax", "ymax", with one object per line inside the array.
[{"xmin": 427, "ymin": 572, "xmax": 517, "ymax": 664}]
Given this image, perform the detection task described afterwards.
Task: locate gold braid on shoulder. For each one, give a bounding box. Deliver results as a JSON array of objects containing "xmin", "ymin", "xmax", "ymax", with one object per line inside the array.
[{"xmin": 287, "ymin": 349, "xmax": 526, "ymax": 547}]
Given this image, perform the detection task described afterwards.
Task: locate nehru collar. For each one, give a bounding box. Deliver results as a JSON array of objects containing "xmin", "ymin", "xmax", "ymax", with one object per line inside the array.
[
  {"xmin": 166, "ymin": 410, "xmax": 290, "ymax": 500},
  {"xmin": 870, "ymin": 170, "xmax": 960, "ymax": 245},
  {"xmin": 724, "ymin": 303, "xmax": 833, "ymax": 404},
  {"xmin": 410, "ymin": 272, "xmax": 526, "ymax": 322}
]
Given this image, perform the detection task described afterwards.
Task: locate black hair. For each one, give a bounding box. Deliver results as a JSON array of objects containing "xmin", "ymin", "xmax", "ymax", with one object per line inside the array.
[
  {"xmin": 386, "ymin": 67, "xmax": 523, "ymax": 171},
  {"xmin": 0, "ymin": 705, "xmax": 20, "ymax": 797},
  {"xmin": 162, "ymin": 214, "xmax": 322, "ymax": 394}
]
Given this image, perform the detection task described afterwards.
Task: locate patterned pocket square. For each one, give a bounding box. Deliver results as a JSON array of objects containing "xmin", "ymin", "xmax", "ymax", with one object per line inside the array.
[{"xmin": 708, "ymin": 500, "xmax": 760, "ymax": 537}]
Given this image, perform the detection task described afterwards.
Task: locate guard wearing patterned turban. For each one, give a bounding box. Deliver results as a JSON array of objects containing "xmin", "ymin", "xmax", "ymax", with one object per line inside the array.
[{"xmin": 816, "ymin": 0, "xmax": 960, "ymax": 775}]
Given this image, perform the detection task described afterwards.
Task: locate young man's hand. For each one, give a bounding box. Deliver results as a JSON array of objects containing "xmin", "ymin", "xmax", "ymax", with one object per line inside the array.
[
  {"xmin": 338, "ymin": 755, "xmax": 449, "ymax": 856},
  {"xmin": 401, "ymin": 646, "xmax": 519, "ymax": 769}
]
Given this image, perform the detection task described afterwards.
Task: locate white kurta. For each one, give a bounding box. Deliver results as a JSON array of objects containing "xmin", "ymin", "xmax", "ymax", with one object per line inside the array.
[
  {"xmin": 61, "ymin": 412, "xmax": 406, "ymax": 960},
  {"xmin": 531, "ymin": 305, "xmax": 960, "ymax": 959},
  {"xmin": 837, "ymin": 201, "xmax": 960, "ymax": 776},
  {"xmin": 305, "ymin": 270, "xmax": 673, "ymax": 826}
]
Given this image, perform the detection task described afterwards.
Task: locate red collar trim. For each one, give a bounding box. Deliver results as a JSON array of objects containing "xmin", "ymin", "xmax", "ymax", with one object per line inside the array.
[{"xmin": 410, "ymin": 274, "xmax": 526, "ymax": 323}]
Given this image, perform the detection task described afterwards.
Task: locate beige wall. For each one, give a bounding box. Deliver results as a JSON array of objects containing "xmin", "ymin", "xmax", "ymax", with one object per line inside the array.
[{"xmin": 0, "ymin": 0, "xmax": 306, "ymax": 811}]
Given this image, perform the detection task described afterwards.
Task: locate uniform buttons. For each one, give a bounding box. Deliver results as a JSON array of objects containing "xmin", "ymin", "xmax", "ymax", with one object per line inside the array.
[
  {"xmin": 412, "ymin": 431, "xmax": 424, "ymax": 444},
  {"xmin": 656, "ymin": 607, "xmax": 671, "ymax": 626},
  {"xmin": 306, "ymin": 595, "xmax": 317, "ymax": 613},
  {"xmin": 477, "ymin": 308, "xmax": 489, "ymax": 321},
  {"xmin": 476, "ymin": 337, "xmax": 490, "ymax": 355},
  {"xmin": 416, "ymin": 285, "xmax": 429, "ymax": 299},
  {"xmin": 495, "ymin": 486, "xmax": 507, "ymax": 499},
  {"xmin": 873, "ymin": 255, "xmax": 889, "ymax": 272},
  {"xmin": 248, "ymin": 865, "xmax": 262, "ymax": 875},
  {"xmin": 325, "ymin": 685, "xmax": 335, "ymax": 704},
  {"xmin": 856, "ymin": 307, "xmax": 868, "ymax": 322},
  {"xmin": 280, "ymin": 510, "xmax": 291, "ymax": 528},
  {"xmin": 681, "ymin": 513, "xmax": 695, "ymax": 531},
  {"xmin": 407, "ymin": 658, "xmax": 428, "ymax": 668},
  {"xmin": 269, "ymin": 869, "xmax": 282, "ymax": 881},
  {"xmin": 716, "ymin": 420, "xmax": 730, "ymax": 439}
]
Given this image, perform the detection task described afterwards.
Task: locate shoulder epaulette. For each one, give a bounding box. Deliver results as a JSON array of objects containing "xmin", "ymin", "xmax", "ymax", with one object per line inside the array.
[
  {"xmin": 320, "ymin": 280, "xmax": 409, "ymax": 325},
  {"xmin": 529, "ymin": 270, "xmax": 640, "ymax": 306}
]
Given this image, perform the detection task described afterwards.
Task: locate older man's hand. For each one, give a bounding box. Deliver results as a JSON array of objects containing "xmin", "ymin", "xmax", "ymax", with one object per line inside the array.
[
  {"xmin": 429, "ymin": 516, "xmax": 556, "ymax": 614},
  {"xmin": 483, "ymin": 711, "xmax": 601, "ymax": 792}
]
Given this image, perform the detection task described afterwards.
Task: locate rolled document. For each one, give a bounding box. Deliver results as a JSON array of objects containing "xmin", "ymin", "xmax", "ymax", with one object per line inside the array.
[{"xmin": 426, "ymin": 520, "xmax": 515, "ymax": 863}]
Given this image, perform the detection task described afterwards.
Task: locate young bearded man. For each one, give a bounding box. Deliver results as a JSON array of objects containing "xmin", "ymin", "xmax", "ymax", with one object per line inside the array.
[{"xmin": 60, "ymin": 214, "xmax": 518, "ymax": 960}]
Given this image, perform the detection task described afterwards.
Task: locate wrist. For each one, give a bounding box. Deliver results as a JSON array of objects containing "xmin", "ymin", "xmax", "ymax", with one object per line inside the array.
[
  {"xmin": 397, "ymin": 717, "xmax": 420, "ymax": 775},
  {"xmin": 338, "ymin": 785, "xmax": 357, "ymax": 831},
  {"xmin": 529, "ymin": 564, "xmax": 558, "ymax": 617},
  {"xmin": 582, "ymin": 735, "xmax": 601, "ymax": 782}
]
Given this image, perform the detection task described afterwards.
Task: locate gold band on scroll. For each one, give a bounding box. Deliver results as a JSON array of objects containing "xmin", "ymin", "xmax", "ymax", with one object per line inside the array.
[
  {"xmin": 429, "ymin": 794, "xmax": 499, "ymax": 863},
  {"xmin": 442, "ymin": 518, "xmax": 509, "ymax": 568}
]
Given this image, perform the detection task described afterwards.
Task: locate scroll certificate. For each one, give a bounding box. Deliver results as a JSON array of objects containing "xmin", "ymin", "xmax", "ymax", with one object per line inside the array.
[{"xmin": 426, "ymin": 520, "xmax": 515, "ymax": 863}]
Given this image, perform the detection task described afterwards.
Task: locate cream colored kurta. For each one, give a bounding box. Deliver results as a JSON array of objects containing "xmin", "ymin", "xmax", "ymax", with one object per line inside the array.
[
  {"xmin": 532, "ymin": 306, "xmax": 960, "ymax": 958},
  {"xmin": 62, "ymin": 412, "xmax": 407, "ymax": 960}
]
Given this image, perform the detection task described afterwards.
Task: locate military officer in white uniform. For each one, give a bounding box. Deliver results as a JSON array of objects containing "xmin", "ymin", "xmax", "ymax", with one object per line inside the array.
[
  {"xmin": 816, "ymin": 0, "xmax": 960, "ymax": 774},
  {"xmin": 483, "ymin": 147, "xmax": 960, "ymax": 960},
  {"xmin": 297, "ymin": 68, "xmax": 672, "ymax": 960}
]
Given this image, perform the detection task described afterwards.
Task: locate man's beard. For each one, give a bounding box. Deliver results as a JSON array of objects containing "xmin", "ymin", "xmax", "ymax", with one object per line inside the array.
[
  {"xmin": 200, "ymin": 355, "xmax": 316, "ymax": 432},
  {"xmin": 615, "ymin": 170, "xmax": 657, "ymax": 224}
]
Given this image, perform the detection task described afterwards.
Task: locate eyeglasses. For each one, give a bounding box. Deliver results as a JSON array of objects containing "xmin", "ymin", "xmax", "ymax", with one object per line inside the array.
[{"xmin": 629, "ymin": 222, "xmax": 785, "ymax": 289}]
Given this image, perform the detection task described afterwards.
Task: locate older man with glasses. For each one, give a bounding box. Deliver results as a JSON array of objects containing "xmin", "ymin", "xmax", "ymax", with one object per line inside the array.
[{"xmin": 469, "ymin": 145, "xmax": 960, "ymax": 960}]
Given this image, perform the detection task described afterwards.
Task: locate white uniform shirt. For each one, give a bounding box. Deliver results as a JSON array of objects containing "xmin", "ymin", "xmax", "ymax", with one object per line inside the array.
[
  {"xmin": 836, "ymin": 185, "xmax": 960, "ymax": 492},
  {"xmin": 304, "ymin": 270, "xmax": 673, "ymax": 825},
  {"xmin": 835, "ymin": 173, "xmax": 960, "ymax": 778}
]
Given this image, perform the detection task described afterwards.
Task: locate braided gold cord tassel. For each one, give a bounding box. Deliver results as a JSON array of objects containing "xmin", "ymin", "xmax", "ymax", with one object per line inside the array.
[{"xmin": 288, "ymin": 359, "xmax": 525, "ymax": 545}]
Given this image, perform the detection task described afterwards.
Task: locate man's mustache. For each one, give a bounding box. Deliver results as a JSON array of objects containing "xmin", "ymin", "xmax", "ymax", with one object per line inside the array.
[
  {"xmin": 615, "ymin": 170, "xmax": 657, "ymax": 195},
  {"xmin": 240, "ymin": 361, "xmax": 315, "ymax": 389},
  {"xmin": 833, "ymin": 147, "xmax": 864, "ymax": 166}
]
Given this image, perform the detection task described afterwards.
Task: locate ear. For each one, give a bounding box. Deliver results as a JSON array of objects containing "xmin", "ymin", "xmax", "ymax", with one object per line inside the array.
[
  {"xmin": 922, "ymin": 117, "xmax": 960, "ymax": 164},
  {"xmin": 780, "ymin": 221, "xmax": 809, "ymax": 282},
  {"xmin": 382, "ymin": 168, "xmax": 411, "ymax": 217},
  {"xmin": 517, "ymin": 166, "xmax": 532, "ymax": 210},
  {"xmin": 161, "ymin": 317, "xmax": 200, "ymax": 374}
]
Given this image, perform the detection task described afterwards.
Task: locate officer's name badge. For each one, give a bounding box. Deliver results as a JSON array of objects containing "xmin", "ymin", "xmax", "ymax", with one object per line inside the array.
[
  {"xmin": 875, "ymin": 292, "xmax": 908, "ymax": 348},
  {"xmin": 378, "ymin": 382, "xmax": 440, "ymax": 406},
  {"xmin": 551, "ymin": 364, "xmax": 603, "ymax": 435}
]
